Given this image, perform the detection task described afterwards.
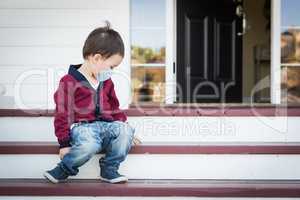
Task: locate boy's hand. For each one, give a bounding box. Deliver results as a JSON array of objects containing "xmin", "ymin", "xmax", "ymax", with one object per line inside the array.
[
  {"xmin": 59, "ymin": 147, "xmax": 71, "ymax": 160},
  {"xmin": 132, "ymin": 135, "xmax": 142, "ymax": 146},
  {"xmin": 115, "ymin": 121, "xmax": 141, "ymax": 145},
  {"xmin": 124, "ymin": 121, "xmax": 141, "ymax": 145}
]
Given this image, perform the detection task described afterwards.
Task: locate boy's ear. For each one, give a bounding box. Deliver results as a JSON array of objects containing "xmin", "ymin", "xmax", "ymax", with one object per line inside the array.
[{"xmin": 93, "ymin": 53, "xmax": 104, "ymax": 63}]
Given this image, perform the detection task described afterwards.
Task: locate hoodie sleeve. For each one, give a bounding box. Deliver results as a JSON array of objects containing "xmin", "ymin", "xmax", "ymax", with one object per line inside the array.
[
  {"xmin": 53, "ymin": 76, "xmax": 75, "ymax": 148},
  {"xmin": 109, "ymin": 80, "xmax": 127, "ymax": 122}
]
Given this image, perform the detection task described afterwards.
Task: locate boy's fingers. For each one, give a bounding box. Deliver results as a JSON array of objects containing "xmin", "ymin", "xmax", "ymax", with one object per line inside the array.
[
  {"xmin": 59, "ymin": 152, "xmax": 65, "ymax": 160},
  {"xmin": 132, "ymin": 136, "xmax": 142, "ymax": 145}
]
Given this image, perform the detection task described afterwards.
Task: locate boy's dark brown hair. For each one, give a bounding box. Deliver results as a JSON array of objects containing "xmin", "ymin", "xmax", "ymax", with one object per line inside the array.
[{"xmin": 82, "ymin": 21, "xmax": 124, "ymax": 59}]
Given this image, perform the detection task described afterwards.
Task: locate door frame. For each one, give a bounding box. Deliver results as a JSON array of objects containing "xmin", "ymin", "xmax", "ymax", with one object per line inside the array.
[
  {"xmin": 165, "ymin": 0, "xmax": 176, "ymax": 104},
  {"xmin": 166, "ymin": 0, "xmax": 280, "ymax": 104},
  {"xmin": 271, "ymin": 0, "xmax": 281, "ymax": 104}
]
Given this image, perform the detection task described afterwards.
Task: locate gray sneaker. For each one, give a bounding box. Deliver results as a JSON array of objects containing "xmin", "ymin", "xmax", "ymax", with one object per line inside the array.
[
  {"xmin": 43, "ymin": 165, "xmax": 69, "ymax": 184},
  {"xmin": 100, "ymin": 170, "xmax": 128, "ymax": 184}
]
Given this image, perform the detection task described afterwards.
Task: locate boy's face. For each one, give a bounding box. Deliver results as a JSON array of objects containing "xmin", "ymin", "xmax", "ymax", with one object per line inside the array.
[{"xmin": 91, "ymin": 53, "xmax": 123, "ymax": 75}]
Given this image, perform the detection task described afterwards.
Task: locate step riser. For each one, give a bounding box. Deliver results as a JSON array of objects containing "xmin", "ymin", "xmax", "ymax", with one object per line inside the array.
[
  {"xmin": 0, "ymin": 116, "xmax": 299, "ymax": 142},
  {"xmin": 0, "ymin": 197, "xmax": 297, "ymax": 200},
  {"xmin": 1, "ymin": 154, "xmax": 300, "ymax": 179}
]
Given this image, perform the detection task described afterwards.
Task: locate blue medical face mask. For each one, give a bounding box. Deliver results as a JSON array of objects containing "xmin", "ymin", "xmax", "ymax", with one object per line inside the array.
[{"xmin": 96, "ymin": 68, "xmax": 113, "ymax": 82}]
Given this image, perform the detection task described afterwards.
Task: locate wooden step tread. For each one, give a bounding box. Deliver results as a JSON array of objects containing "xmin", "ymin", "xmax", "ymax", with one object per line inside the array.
[
  {"xmin": 1, "ymin": 142, "xmax": 300, "ymax": 154},
  {"xmin": 0, "ymin": 179, "xmax": 300, "ymax": 197},
  {"xmin": 0, "ymin": 106, "xmax": 300, "ymax": 116}
]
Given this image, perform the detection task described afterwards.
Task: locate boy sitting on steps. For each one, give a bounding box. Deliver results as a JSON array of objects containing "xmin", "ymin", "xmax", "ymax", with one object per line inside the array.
[{"xmin": 44, "ymin": 21, "xmax": 140, "ymax": 184}]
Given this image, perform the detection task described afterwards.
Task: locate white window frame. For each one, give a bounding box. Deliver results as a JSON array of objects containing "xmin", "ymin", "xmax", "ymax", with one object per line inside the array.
[
  {"xmin": 165, "ymin": 0, "xmax": 176, "ymax": 104},
  {"xmin": 271, "ymin": 0, "xmax": 281, "ymax": 104}
]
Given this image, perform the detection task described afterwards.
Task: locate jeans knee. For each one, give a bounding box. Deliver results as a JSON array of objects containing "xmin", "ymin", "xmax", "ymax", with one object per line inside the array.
[
  {"xmin": 121, "ymin": 126, "xmax": 134, "ymax": 143},
  {"xmin": 119, "ymin": 129, "xmax": 134, "ymax": 153},
  {"xmin": 81, "ymin": 143, "xmax": 100, "ymax": 157}
]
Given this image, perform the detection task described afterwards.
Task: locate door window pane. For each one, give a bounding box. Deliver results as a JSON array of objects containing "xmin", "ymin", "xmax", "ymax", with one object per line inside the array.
[
  {"xmin": 132, "ymin": 66, "xmax": 165, "ymax": 103},
  {"xmin": 281, "ymin": 28, "xmax": 300, "ymax": 63},
  {"xmin": 281, "ymin": 0, "xmax": 300, "ymax": 26},
  {"xmin": 281, "ymin": 66, "xmax": 300, "ymax": 103},
  {"xmin": 130, "ymin": 0, "xmax": 166, "ymax": 103},
  {"xmin": 281, "ymin": 0, "xmax": 300, "ymax": 104}
]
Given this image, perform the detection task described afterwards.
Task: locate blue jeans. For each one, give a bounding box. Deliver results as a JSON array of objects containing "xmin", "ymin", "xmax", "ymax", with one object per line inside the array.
[{"xmin": 58, "ymin": 120, "xmax": 135, "ymax": 176}]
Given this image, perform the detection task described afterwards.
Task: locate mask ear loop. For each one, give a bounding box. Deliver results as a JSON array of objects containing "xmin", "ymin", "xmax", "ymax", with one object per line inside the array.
[{"xmin": 96, "ymin": 68, "xmax": 114, "ymax": 82}]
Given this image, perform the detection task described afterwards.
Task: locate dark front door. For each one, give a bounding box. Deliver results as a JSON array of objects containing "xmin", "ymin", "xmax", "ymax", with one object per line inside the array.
[{"xmin": 177, "ymin": 0, "xmax": 243, "ymax": 103}]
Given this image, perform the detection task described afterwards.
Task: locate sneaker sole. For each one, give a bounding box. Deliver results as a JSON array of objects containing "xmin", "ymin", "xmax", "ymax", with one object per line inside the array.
[
  {"xmin": 99, "ymin": 176, "xmax": 128, "ymax": 184},
  {"xmin": 43, "ymin": 171, "xmax": 60, "ymax": 184}
]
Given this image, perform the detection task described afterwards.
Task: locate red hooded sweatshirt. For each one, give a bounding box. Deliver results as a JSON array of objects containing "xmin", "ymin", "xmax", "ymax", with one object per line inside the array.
[{"xmin": 54, "ymin": 64, "xmax": 127, "ymax": 148}]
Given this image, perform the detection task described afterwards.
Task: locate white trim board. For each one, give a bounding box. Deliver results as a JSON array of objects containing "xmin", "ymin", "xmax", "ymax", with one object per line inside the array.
[
  {"xmin": 271, "ymin": 0, "xmax": 281, "ymax": 104},
  {"xmin": 165, "ymin": 0, "xmax": 176, "ymax": 104}
]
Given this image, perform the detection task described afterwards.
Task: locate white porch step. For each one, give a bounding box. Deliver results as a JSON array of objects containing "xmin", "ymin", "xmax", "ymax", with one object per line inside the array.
[
  {"xmin": 0, "ymin": 154, "xmax": 300, "ymax": 179},
  {"xmin": 0, "ymin": 141, "xmax": 299, "ymax": 180},
  {"xmin": 0, "ymin": 116, "xmax": 299, "ymax": 143},
  {"xmin": 0, "ymin": 108, "xmax": 299, "ymax": 198}
]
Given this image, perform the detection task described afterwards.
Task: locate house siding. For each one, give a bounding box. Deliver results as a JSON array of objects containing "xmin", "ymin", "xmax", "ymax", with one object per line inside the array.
[{"xmin": 0, "ymin": 0, "xmax": 130, "ymax": 109}]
